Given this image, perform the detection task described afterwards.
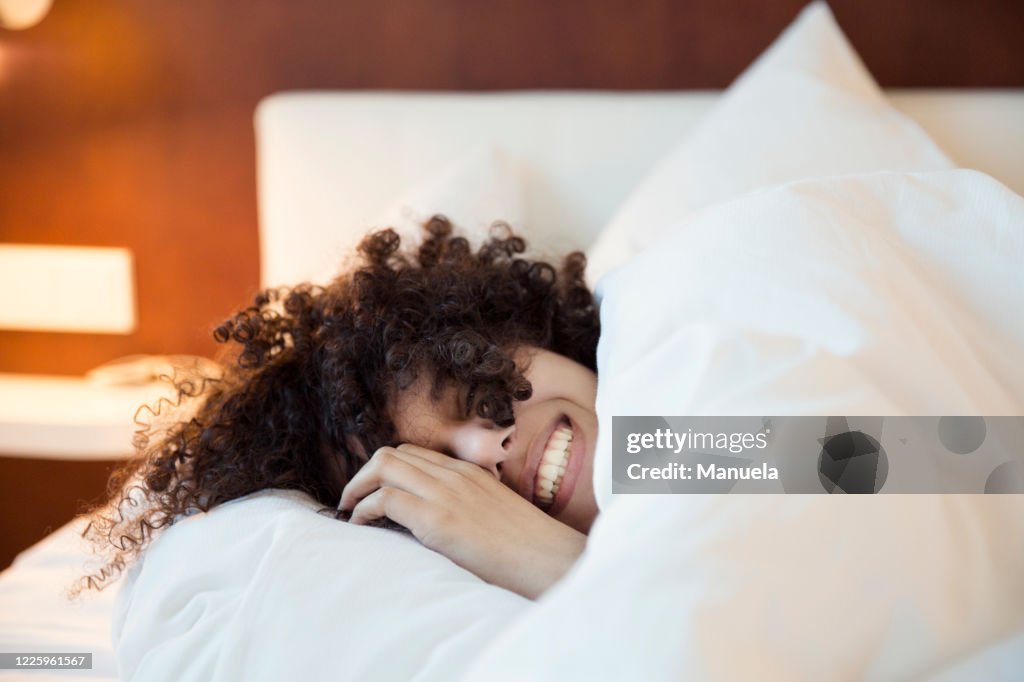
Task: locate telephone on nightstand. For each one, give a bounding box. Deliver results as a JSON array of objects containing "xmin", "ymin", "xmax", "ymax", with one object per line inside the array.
[{"xmin": 85, "ymin": 354, "xmax": 223, "ymax": 387}]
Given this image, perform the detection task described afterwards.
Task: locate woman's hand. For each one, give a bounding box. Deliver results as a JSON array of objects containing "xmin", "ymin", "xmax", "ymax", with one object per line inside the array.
[{"xmin": 338, "ymin": 443, "xmax": 586, "ymax": 599}]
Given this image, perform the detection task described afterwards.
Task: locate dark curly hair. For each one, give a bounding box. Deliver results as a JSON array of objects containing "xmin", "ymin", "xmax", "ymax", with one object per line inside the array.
[{"xmin": 77, "ymin": 216, "xmax": 600, "ymax": 594}]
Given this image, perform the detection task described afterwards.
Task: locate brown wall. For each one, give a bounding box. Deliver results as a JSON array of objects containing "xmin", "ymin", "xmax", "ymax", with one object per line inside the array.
[
  {"xmin": 1, "ymin": 0, "xmax": 1022, "ymax": 376},
  {"xmin": 0, "ymin": 457, "xmax": 119, "ymax": 569}
]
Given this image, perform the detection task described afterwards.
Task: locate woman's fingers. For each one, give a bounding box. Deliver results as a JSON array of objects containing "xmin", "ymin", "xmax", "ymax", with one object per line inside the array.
[
  {"xmin": 349, "ymin": 486, "xmax": 429, "ymax": 527},
  {"xmin": 340, "ymin": 442, "xmax": 495, "ymax": 511},
  {"xmin": 395, "ymin": 442, "xmax": 452, "ymax": 464},
  {"xmin": 397, "ymin": 442, "xmax": 496, "ymax": 482},
  {"xmin": 340, "ymin": 441, "xmax": 586, "ymax": 599},
  {"xmin": 338, "ymin": 447, "xmax": 439, "ymax": 511}
]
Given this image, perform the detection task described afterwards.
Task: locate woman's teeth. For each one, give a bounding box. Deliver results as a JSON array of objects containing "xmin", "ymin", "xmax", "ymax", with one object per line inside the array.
[{"xmin": 535, "ymin": 423, "xmax": 572, "ymax": 506}]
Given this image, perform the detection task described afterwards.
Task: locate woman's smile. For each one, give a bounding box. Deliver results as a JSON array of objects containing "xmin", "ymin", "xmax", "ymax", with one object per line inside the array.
[{"xmin": 525, "ymin": 415, "xmax": 573, "ymax": 506}]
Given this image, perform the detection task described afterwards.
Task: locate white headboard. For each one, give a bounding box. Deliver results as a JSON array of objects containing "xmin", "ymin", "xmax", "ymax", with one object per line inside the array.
[{"xmin": 255, "ymin": 90, "xmax": 1024, "ymax": 288}]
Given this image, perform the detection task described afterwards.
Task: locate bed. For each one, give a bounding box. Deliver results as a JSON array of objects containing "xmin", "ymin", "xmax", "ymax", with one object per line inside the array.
[{"xmin": 2, "ymin": 3, "xmax": 1022, "ymax": 680}]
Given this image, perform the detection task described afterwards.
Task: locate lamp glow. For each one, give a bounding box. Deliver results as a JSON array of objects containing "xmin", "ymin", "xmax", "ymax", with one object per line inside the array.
[
  {"xmin": 0, "ymin": 245, "xmax": 136, "ymax": 334},
  {"xmin": 0, "ymin": 0, "xmax": 53, "ymax": 30}
]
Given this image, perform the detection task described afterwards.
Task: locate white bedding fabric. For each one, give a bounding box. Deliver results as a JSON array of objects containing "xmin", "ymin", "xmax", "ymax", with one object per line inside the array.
[
  {"xmin": 111, "ymin": 169, "xmax": 1024, "ymax": 682},
  {"xmin": 314, "ymin": 146, "xmax": 526, "ymax": 284},
  {"xmin": 592, "ymin": 168, "xmax": 1024, "ymax": 507},
  {"xmin": 586, "ymin": 1, "xmax": 954, "ymax": 284},
  {"xmin": 113, "ymin": 490, "xmax": 527, "ymax": 682},
  {"xmin": 256, "ymin": 90, "xmax": 1024, "ymax": 291},
  {"xmin": 0, "ymin": 518, "xmax": 120, "ymax": 681},
  {"xmin": 462, "ymin": 168, "xmax": 1024, "ymax": 681}
]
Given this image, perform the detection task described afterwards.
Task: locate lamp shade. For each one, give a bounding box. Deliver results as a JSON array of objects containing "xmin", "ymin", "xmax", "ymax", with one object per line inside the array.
[
  {"xmin": 0, "ymin": 245, "xmax": 136, "ymax": 334},
  {"xmin": 0, "ymin": 0, "xmax": 53, "ymax": 30}
]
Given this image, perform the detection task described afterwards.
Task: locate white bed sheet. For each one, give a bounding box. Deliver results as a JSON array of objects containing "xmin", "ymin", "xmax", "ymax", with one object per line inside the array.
[{"xmin": 0, "ymin": 519, "xmax": 119, "ymax": 681}]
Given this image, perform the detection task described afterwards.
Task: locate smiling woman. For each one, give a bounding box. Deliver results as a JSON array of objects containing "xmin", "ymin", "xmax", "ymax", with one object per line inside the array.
[
  {"xmin": 79, "ymin": 215, "xmax": 602, "ymax": 599},
  {"xmin": 382, "ymin": 345, "xmax": 600, "ymax": 532},
  {"xmin": 338, "ymin": 345, "xmax": 601, "ymax": 597}
]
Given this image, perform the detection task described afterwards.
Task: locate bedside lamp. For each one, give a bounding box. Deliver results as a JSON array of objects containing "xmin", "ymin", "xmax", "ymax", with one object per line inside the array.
[
  {"xmin": 0, "ymin": 245, "xmax": 136, "ymax": 334},
  {"xmin": 0, "ymin": 244, "xmax": 171, "ymax": 459},
  {"xmin": 0, "ymin": 0, "xmax": 52, "ymax": 30}
]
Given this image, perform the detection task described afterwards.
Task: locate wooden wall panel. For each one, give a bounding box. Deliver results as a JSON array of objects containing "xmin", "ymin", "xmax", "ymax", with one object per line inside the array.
[
  {"xmin": 0, "ymin": 457, "xmax": 119, "ymax": 569},
  {"xmin": 0, "ymin": 0, "xmax": 1021, "ymax": 375}
]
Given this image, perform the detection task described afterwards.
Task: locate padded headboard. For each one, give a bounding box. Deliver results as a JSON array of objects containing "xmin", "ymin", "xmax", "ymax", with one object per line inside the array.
[{"xmin": 255, "ymin": 90, "xmax": 1024, "ymax": 288}]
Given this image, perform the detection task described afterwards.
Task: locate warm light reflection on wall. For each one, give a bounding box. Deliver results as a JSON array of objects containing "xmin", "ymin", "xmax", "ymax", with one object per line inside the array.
[{"xmin": 0, "ymin": 36, "xmax": 20, "ymax": 84}]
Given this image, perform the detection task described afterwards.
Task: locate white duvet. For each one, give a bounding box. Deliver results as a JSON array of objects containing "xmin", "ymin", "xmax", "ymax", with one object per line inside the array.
[
  {"xmin": 462, "ymin": 169, "xmax": 1024, "ymax": 681},
  {"xmin": 115, "ymin": 169, "xmax": 1024, "ymax": 681}
]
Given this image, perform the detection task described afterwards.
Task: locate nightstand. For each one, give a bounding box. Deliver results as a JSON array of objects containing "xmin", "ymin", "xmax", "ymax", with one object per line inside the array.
[{"xmin": 0, "ymin": 374, "xmax": 176, "ymax": 568}]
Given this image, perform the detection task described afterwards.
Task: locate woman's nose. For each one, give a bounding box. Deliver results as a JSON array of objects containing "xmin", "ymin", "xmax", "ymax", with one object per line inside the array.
[{"xmin": 455, "ymin": 422, "xmax": 515, "ymax": 478}]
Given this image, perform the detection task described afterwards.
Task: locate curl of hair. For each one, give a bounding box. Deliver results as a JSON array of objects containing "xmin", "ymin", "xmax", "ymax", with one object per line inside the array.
[{"xmin": 76, "ymin": 216, "xmax": 600, "ymax": 594}]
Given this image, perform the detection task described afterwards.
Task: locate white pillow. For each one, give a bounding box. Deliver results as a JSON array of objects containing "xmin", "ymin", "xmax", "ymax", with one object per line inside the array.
[
  {"xmin": 300, "ymin": 146, "xmax": 524, "ymax": 285},
  {"xmin": 591, "ymin": 168, "xmax": 1024, "ymax": 507},
  {"xmin": 114, "ymin": 490, "xmax": 528, "ymax": 682},
  {"xmin": 585, "ymin": 1, "xmax": 953, "ymax": 286},
  {"xmin": 372, "ymin": 145, "xmax": 525, "ymax": 251}
]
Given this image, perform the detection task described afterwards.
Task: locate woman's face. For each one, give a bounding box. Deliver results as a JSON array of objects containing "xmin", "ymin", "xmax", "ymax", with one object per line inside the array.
[{"xmin": 390, "ymin": 346, "xmax": 600, "ymax": 534}]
